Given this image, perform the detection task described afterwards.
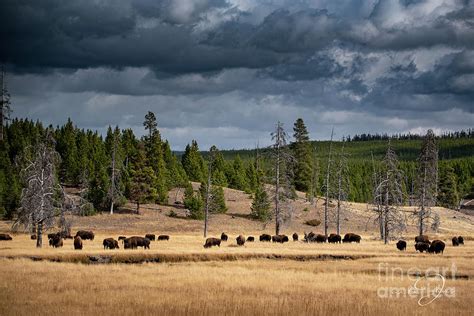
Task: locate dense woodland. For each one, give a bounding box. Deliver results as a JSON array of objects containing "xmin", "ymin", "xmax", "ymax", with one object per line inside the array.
[{"xmin": 0, "ymin": 114, "xmax": 473, "ymax": 222}]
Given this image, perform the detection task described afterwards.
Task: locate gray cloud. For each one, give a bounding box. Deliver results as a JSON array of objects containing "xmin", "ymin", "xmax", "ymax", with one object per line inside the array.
[{"xmin": 2, "ymin": 0, "xmax": 474, "ymax": 149}]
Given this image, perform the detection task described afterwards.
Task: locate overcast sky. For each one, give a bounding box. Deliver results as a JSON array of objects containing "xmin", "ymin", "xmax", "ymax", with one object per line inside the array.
[{"xmin": 2, "ymin": 0, "xmax": 473, "ymax": 150}]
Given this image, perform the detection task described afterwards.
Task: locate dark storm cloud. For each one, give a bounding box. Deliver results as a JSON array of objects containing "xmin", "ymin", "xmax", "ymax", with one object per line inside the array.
[{"xmin": 2, "ymin": 0, "xmax": 474, "ymax": 149}]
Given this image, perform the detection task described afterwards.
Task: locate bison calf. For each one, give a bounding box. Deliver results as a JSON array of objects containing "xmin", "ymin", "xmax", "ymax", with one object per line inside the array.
[
  {"xmin": 396, "ymin": 240, "xmax": 407, "ymax": 251},
  {"xmin": 221, "ymin": 232, "xmax": 228, "ymax": 242},
  {"xmin": 292, "ymin": 233, "xmax": 298, "ymax": 242},
  {"xmin": 204, "ymin": 237, "xmax": 221, "ymax": 248}
]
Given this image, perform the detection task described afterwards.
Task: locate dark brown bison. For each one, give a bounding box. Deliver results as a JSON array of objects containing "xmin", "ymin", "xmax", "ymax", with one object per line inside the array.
[
  {"xmin": 30, "ymin": 234, "xmax": 37, "ymax": 240},
  {"xmin": 272, "ymin": 235, "xmax": 289, "ymax": 243},
  {"xmin": 304, "ymin": 232, "xmax": 326, "ymax": 243},
  {"xmin": 220, "ymin": 232, "xmax": 228, "ymax": 241},
  {"xmin": 292, "ymin": 233, "xmax": 298, "ymax": 241},
  {"xmin": 75, "ymin": 230, "xmax": 95, "ymax": 241},
  {"xmin": 236, "ymin": 235, "xmax": 245, "ymax": 246},
  {"xmin": 396, "ymin": 240, "xmax": 407, "ymax": 251},
  {"xmin": 204, "ymin": 237, "xmax": 221, "ymax": 248},
  {"xmin": 415, "ymin": 242, "xmax": 430, "ymax": 253},
  {"xmin": 145, "ymin": 234, "xmax": 156, "ymax": 241},
  {"xmin": 415, "ymin": 235, "xmax": 430, "ymax": 244},
  {"xmin": 342, "ymin": 233, "xmax": 361, "ymax": 243},
  {"xmin": 158, "ymin": 235, "xmax": 170, "ymax": 241},
  {"xmin": 103, "ymin": 238, "xmax": 120, "ymax": 250},
  {"xmin": 259, "ymin": 234, "xmax": 272, "ymax": 242},
  {"xmin": 129, "ymin": 236, "xmax": 150, "ymax": 249},
  {"xmin": 0, "ymin": 233, "xmax": 12, "ymax": 240},
  {"xmin": 123, "ymin": 238, "xmax": 132, "ymax": 249},
  {"xmin": 328, "ymin": 233, "xmax": 341, "ymax": 244},
  {"xmin": 50, "ymin": 235, "xmax": 63, "ymax": 248},
  {"xmin": 428, "ymin": 240, "xmax": 445, "ymax": 254},
  {"xmin": 458, "ymin": 236, "xmax": 464, "ymax": 245},
  {"xmin": 74, "ymin": 236, "xmax": 83, "ymax": 250},
  {"xmin": 246, "ymin": 236, "xmax": 255, "ymax": 242},
  {"xmin": 47, "ymin": 233, "xmax": 59, "ymax": 240},
  {"xmin": 452, "ymin": 237, "xmax": 459, "ymax": 246}
]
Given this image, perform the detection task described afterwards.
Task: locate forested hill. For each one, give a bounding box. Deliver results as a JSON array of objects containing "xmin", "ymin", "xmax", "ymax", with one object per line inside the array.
[
  {"xmin": 200, "ymin": 137, "xmax": 474, "ymax": 162},
  {"xmin": 0, "ymin": 116, "xmax": 473, "ymax": 221}
]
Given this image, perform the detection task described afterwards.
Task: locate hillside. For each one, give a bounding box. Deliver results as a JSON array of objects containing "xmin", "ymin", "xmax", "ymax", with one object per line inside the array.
[{"xmin": 3, "ymin": 184, "xmax": 471, "ymax": 237}]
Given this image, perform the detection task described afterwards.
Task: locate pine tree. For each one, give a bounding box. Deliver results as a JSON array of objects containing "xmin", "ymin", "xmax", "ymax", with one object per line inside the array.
[
  {"xmin": 292, "ymin": 118, "xmax": 313, "ymax": 194},
  {"xmin": 183, "ymin": 182, "xmax": 204, "ymax": 219},
  {"xmin": 251, "ymin": 182, "xmax": 271, "ymax": 221},
  {"xmin": 229, "ymin": 155, "xmax": 248, "ymax": 191},
  {"xmin": 438, "ymin": 166, "xmax": 459, "ymax": 209},
  {"xmin": 129, "ymin": 144, "xmax": 158, "ymax": 214},
  {"xmin": 181, "ymin": 140, "xmax": 205, "ymax": 182}
]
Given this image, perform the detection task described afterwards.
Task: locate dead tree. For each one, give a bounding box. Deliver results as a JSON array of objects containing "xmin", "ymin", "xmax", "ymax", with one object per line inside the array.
[
  {"xmin": 108, "ymin": 131, "xmax": 123, "ymax": 214},
  {"xmin": 15, "ymin": 131, "xmax": 63, "ymax": 247},
  {"xmin": 371, "ymin": 152, "xmax": 383, "ymax": 240},
  {"xmin": 413, "ymin": 129, "xmax": 438, "ymax": 235},
  {"xmin": 323, "ymin": 128, "xmax": 334, "ymax": 239},
  {"xmin": 0, "ymin": 65, "xmax": 11, "ymax": 142},
  {"xmin": 334, "ymin": 141, "xmax": 349, "ymax": 235},
  {"xmin": 374, "ymin": 142, "xmax": 406, "ymax": 244},
  {"xmin": 269, "ymin": 122, "xmax": 295, "ymax": 235}
]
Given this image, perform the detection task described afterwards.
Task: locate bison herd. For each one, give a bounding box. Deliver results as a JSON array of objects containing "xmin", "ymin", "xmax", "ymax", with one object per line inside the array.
[
  {"xmin": 203, "ymin": 232, "xmax": 361, "ymax": 248},
  {"xmin": 0, "ymin": 230, "xmax": 466, "ymax": 256},
  {"xmin": 40, "ymin": 231, "xmax": 171, "ymax": 250},
  {"xmin": 395, "ymin": 235, "xmax": 465, "ymax": 254}
]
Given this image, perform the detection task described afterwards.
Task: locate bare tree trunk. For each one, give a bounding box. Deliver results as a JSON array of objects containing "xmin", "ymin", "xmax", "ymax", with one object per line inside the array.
[
  {"xmin": 204, "ymin": 157, "xmax": 213, "ymax": 238},
  {"xmin": 36, "ymin": 222, "xmax": 43, "ymax": 248},
  {"xmin": 419, "ymin": 167, "xmax": 426, "ymax": 236},
  {"xmin": 110, "ymin": 136, "xmax": 116, "ymax": 215},
  {"xmin": 275, "ymin": 126, "xmax": 281, "ymax": 235},
  {"xmin": 136, "ymin": 201, "xmax": 140, "ymax": 215},
  {"xmin": 337, "ymin": 182, "xmax": 341, "ymax": 235},
  {"xmin": 324, "ymin": 128, "xmax": 334, "ymax": 239}
]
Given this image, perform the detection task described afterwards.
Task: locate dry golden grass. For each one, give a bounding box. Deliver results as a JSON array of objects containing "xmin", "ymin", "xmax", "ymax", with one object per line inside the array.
[
  {"xmin": 0, "ymin": 234, "xmax": 473, "ymax": 315},
  {"xmin": 1, "ymin": 185, "xmax": 473, "ymax": 315}
]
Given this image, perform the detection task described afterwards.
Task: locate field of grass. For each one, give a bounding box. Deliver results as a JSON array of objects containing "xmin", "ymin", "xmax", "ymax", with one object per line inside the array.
[
  {"xmin": 0, "ymin": 232, "xmax": 473, "ymax": 315},
  {"xmin": 1, "ymin": 183, "xmax": 473, "ymax": 315}
]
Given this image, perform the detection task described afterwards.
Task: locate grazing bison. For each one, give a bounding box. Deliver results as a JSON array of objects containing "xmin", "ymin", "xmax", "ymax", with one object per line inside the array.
[
  {"xmin": 415, "ymin": 235, "xmax": 430, "ymax": 244},
  {"xmin": 236, "ymin": 235, "xmax": 245, "ymax": 246},
  {"xmin": 204, "ymin": 237, "xmax": 221, "ymax": 248},
  {"xmin": 292, "ymin": 233, "xmax": 299, "ymax": 242},
  {"xmin": 246, "ymin": 236, "xmax": 255, "ymax": 242},
  {"xmin": 129, "ymin": 236, "xmax": 150, "ymax": 249},
  {"xmin": 75, "ymin": 230, "xmax": 95, "ymax": 241},
  {"xmin": 74, "ymin": 236, "xmax": 83, "ymax": 250},
  {"xmin": 328, "ymin": 233, "xmax": 341, "ymax": 244},
  {"xmin": 259, "ymin": 234, "xmax": 272, "ymax": 242},
  {"xmin": 396, "ymin": 240, "xmax": 407, "ymax": 251},
  {"xmin": 272, "ymin": 235, "xmax": 289, "ymax": 243},
  {"xmin": 415, "ymin": 242, "xmax": 430, "ymax": 253},
  {"xmin": 221, "ymin": 232, "xmax": 228, "ymax": 242},
  {"xmin": 428, "ymin": 240, "xmax": 445, "ymax": 254},
  {"xmin": 304, "ymin": 232, "xmax": 326, "ymax": 243},
  {"xmin": 452, "ymin": 237, "xmax": 459, "ymax": 247},
  {"xmin": 158, "ymin": 235, "xmax": 170, "ymax": 241},
  {"xmin": 145, "ymin": 234, "xmax": 156, "ymax": 241},
  {"xmin": 0, "ymin": 233, "xmax": 12, "ymax": 240},
  {"xmin": 458, "ymin": 236, "xmax": 464, "ymax": 245},
  {"xmin": 103, "ymin": 238, "xmax": 120, "ymax": 250},
  {"xmin": 50, "ymin": 235, "xmax": 63, "ymax": 248},
  {"xmin": 342, "ymin": 233, "xmax": 361, "ymax": 243}
]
